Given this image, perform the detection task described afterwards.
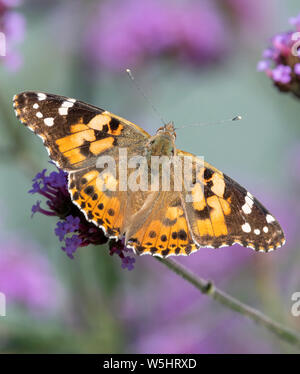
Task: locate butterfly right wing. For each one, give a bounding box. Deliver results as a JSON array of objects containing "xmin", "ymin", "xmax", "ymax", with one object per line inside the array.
[{"xmin": 177, "ymin": 150, "xmax": 285, "ymax": 252}]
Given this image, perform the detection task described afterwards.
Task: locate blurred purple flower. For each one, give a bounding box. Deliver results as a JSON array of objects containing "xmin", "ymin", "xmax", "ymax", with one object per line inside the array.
[
  {"xmin": 289, "ymin": 14, "xmax": 300, "ymax": 29},
  {"xmin": 0, "ymin": 241, "xmax": 61, "ymax": 313},
  {"xmin": 85, "ymin": 0, "xmax": 229, "ymax": 71},
  {"xmin": 0, "ymin": 0, "xmax": 25, "ymax": 71},
  {"xmin": 224, "ymin": 0, "xmax": 272, "ymax": 31},
  {"xmin": 133, "ymin": 316, "xmax": 275, "ymax": 353},
  {"xmin": 258, "ymin": 13, "xmax": 300, "ymax": 97},
  {"xmin": 30, "ymin": 167, "xmax": 135, "ymax": 269}
]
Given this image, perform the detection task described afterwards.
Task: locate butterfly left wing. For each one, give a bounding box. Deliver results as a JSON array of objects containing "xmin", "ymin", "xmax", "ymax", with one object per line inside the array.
[
  {"xmin": 13, "ymin": 91, "xmax": 150, "ymax": 171},
  {"xmin": 13, "ymin": 91, "xmax": 152, "ymax": 238}
]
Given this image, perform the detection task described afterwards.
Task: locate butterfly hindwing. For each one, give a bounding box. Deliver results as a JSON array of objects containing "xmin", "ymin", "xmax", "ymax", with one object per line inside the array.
[
  {"xmin": 68, "ymin": 168, "xmax": 130, "ymax": 238},
  {"xmin": 126, "ymin": 192, "xmax": 198, "ymax": 257}
]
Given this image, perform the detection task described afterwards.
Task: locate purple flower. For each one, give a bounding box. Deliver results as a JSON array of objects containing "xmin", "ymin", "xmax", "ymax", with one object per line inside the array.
[
  {"xmin": 0, "ymin": 0, "xmax": 25, "ymax": 71},
  {"xmin": 289, "ymin": 14, "xmax": 300, "ymax": 30},
  {"xmin": 0, "ymin": 241, "xmax": 61, "ymax": 313},
  {"xmin": 84, "ymin": 0, "xmax": 230, "ymax": 71},
  {"xmin": 62, "ymin": 235, "xmax": 83, "ymax": 259},
  {"xmin": 258, "ymin": 12, "xmax": 300, "ymax": 97},
  {"xmin": 224, "ymin": 0, "xmax": 272, "ymax": 31},
  {"xmin": 54, "ymin": 216, "xmax": 80, "ymax": 241},
  {"xmin": 272, "ymin": 64, "xmax": 292, "ymax": 84},
  {"xmin": 121, "ymin": 256, "xmax": 136, "ymax": 271},
  {"xmin": 257, "ymin": 60, "xmax": 270, "ymax": 72},
  {"xmin": 109, "ymin": 239, "xmax": 136, "ymax": 271},
  {"xmin": 30, "ymin": 167, "xmax": 134, "ymax": 269},
  {"xmin": 294, "ymin": 63, "xmax": 300, "ymax": 75}
]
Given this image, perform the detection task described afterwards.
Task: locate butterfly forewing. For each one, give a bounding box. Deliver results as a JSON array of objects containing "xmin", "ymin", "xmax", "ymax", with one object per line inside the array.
[{"xmin": 13, "ymin": 91, "xmax": 149, "ymax": 170}]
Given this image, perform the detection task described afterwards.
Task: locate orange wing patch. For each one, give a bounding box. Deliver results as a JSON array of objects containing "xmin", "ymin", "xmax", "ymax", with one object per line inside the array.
[
  {"xmin": 68, "ymin": 170, "xmax": 123, "ymax": 237},
  {"xmin": 56, "ymin": 130, "xmax": 96, "ymax": 153},
  {"xmin": 87, "ymin": 113, "xmax": 124, "ymax": 135},
  {"xmin": 89, "ymin": 137, "xmax": 114, "ymax": 155},
  {"xmin": 127, "ymin": 197, "xmax": 198, "ymax": 257}
]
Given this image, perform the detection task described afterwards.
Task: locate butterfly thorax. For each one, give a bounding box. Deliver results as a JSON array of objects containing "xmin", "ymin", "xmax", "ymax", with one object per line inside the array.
[
  {"xmin": 146, "ymin": 121, "xmax": 176, "ymax": 158},
  {"xmin": 146, "ymin": 132, "xmax": 176, "ymax": 159}
]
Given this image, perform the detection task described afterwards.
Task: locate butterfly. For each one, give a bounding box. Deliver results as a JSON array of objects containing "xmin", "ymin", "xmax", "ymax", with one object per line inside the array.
[{"xmin": 13, "ymin": 92, "xmax": 285, "ymax": 257}]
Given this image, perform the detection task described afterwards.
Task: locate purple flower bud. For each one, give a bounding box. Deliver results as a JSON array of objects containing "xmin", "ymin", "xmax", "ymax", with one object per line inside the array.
[
  {"xmin": 262, "ymin": 48, "xmax": 274, "ymax": 59},
  {"xmin": 272, "ymin": 64, "xmax": 292, "ymax": 84},
  {"xmin": 258, "ymin": 13, "xmax": 300, "ymax": 97},
  {"xmin": 294, "ymin": 63, "xmax": 300, "ymax": 75},
  {"xmin": 62, "ymin": 235, "xmax": 83, "ymax": 259},
  {"xmin": 121, "ymin": 256, "xmax": 136, "ymax": 271},
  {"xmin": 289, "ymin": 14, "xmax": 300, "ymax": 29},
  {"xmin": 257, "ymin": 60, "xmax": 269, "ymax": 72}
]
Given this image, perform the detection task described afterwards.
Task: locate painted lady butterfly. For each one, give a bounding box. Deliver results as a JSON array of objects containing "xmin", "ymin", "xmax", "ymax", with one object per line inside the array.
[{"xmin": 13, "ymin": 92, "xmax": 285, "ymax": 257}]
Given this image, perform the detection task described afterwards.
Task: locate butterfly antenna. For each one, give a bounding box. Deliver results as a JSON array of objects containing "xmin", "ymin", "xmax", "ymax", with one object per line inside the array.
[
  {"xmin": 176, "ymin": 115, "xmax": 242, "ymax": 130},
  {"xmin": 126, "ymin": 68, "xmax": 166, "ymax": 125}
]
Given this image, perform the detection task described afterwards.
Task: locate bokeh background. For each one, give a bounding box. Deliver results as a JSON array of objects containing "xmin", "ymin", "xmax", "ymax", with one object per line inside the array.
[{"xmin": 0, "ymin": 0, "xmax": 299, "ymax": 353}]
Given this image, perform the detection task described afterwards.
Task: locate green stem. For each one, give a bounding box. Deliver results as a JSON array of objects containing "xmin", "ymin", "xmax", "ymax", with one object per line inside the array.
[{"xmin": 156, "ymin": 257, "xmax": 300, "ymax": 350}]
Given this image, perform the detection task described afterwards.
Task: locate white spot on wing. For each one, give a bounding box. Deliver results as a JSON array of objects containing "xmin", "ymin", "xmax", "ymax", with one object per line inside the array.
[
  {"xmin": 59, "ymin": 107, "xmax": 68, "ymax": 116},
  {"xmin": 36, "ymin": 112, "xmax": 43, "ymax": 118},
  {"xmin": 61, "ymin": 100, "xmax": 74, "ymax": 108},
  {"xmin": 33, "ymin": 103, "xmax": 39, "ymax": 109},
  {"xmin": 44, "ymin": 117, "xmax": 54, "ymax": 126},
  {"xmin": 37, "ymin": 93, "xmax": 46, "ymax": 101},
  {"xmin": 266, "ymin": 214, "xmax": 275, "ymax": 223},
  {"xmin": 242, "ymin": 203, "xmax": 251, "ymax": 214},
  {"xmin": 241, "ymin": 192, "xmax": 254, "ymax": 214},
  {"xmin": 254, "ymin": 229, "xmax": 260, "ymax": 235},
  {"xmin": 245, "ymin": 195, "xmax": 254, "ymax": 207},
  {"xmin": 263, "ymin": 226, "xmax": 268, "ymax": 233},
  {"xmin": 242, "ymin": 223, "xmax": 251, "ymax": 233}
]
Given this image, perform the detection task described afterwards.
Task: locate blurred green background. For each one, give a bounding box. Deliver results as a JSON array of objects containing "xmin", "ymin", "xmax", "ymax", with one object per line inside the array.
[{"xmin": 0, "ymin": 0, "xmax": 299, "ymax": 353}]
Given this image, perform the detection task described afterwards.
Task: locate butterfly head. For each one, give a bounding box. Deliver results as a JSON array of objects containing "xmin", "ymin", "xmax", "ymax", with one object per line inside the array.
[{"xmin": 156, "ymin": 121, "xmax": 176, "ymax": 139}]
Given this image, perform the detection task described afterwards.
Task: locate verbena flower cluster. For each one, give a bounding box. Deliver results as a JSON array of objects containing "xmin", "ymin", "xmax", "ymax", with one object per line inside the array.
[
  {"xmin": 0, "ymin": 0, "xmax": 25, "ymax": 71},
  {"xmin": 257, "ymin": 13, "xmax": 300, "ymax": 98},
  {"xmin": 85, "ymin": 0, "xmax": 229, "ymax": 71},
  {"xmin": 29, "ymin": 167, "xmax": 135, "ymax": 270}
]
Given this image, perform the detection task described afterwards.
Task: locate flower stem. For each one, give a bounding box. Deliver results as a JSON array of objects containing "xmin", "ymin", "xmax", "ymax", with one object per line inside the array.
[{"xmin": 156, "ymin": 257, "xmax": 300, "ymax": 350}]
